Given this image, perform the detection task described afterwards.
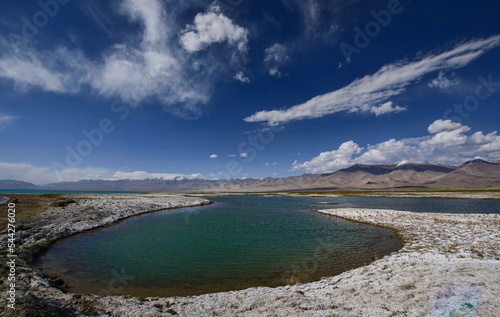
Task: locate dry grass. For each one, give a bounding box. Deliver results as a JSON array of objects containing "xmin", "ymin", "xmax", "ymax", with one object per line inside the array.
[{"xmin": 0, "ymin": 194, "xmax": 60, "ymax": 228}]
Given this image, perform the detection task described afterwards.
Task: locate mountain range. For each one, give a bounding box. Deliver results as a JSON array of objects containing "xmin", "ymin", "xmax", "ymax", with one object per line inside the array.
[{"xmin": 1, "ymin": 159, "xmax": 500, "ymax": 192}]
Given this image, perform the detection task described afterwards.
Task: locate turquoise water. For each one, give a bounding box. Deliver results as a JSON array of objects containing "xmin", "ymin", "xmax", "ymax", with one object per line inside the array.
[
  {"xmin": 37, "ymin": 195, "xmax": 500, "ymax": 297},
  {"xmin": 317, "ymin": 196, "xmax": 500, "ymax": 214},
  {"xmin": 37, "ymin": 195, "xmax": 402, "ymax": 297}
]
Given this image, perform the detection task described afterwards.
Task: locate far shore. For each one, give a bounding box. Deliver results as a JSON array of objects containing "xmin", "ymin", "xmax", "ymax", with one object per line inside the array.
[
  {"xmin": 1, "ymin": 191, "xmax": 499, "ymax": 316},
  {"xmin": 274, "ymin": 188, "xmax": 500, "ymax": 200}
]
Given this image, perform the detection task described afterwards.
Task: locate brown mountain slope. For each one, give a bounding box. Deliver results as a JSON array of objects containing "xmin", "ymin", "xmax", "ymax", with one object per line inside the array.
[
  {"xmin": 3, "ymin": 160, "xmax": 499, "ymax": 192},
  {"xmin": 425, "ymin": 160, "xmax": 500, "ymax": 189}
]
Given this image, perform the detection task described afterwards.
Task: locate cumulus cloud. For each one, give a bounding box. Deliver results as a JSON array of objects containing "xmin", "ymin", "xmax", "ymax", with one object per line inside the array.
[
  {"xmin": 292, "ymin": 119, "xmax": 500, "ymax": 173},
  {"xmin": 292, "ymin": 141, "xmax": 362, "ymax": 173},
  {"xmin": 428, "ymin": 119, "xmax": 465, "ymax": 134},
  {"xmin": 210, "ymin": 154, "xmax": 218, "ymax": 159},
  {"xmin": 245, "ymin": 36, "xmax": 500, "ymax": 125},
  {"xmin": 0, "ymin": 113, "xmax": 15, "ymax": 129},
  {"xmin": 357, "ymin": 101, "xmax": 407, "ymax": 116},
  {"xmin": 429, "ymin": 72, "xmax": 460, "ymax": 89},
  {"xmin": 240, "ymin": 152, "xmax": 249, "ymax": 158},
  {"xmin": 234, "ymin": 71, "xmax": 250, "ymax": 83},
  {"xmin": 179, "ymin": 4, "xmax": 248, "ymax": 53},
  {"xmin": 0, "ymin": 162, "xmax": 203, "ymax": 184}
]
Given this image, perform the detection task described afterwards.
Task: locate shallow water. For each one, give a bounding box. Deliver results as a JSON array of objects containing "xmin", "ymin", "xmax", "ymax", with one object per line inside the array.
[
  {"xmin": 37, "ymin": 195, "xmax": 500, "ymax": 297},
  {"xmin": 318, "ymin": 196, "xmax": 500, "ymax": 214},
  {"xmin": 38, "ymin": 195, "xmax": 404, "ymax": 297}
]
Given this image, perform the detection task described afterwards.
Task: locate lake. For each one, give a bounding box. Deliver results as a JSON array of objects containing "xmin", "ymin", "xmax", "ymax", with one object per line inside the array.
[{"xmin": 37, "ymin": 195, "xmax": 500, "ymax": 297}]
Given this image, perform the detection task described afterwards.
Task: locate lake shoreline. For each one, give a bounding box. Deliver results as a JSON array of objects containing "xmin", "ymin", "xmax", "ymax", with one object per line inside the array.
[
  {"xmin": 1, "ymin": 192, "xmax": 499, "ymax": 316},
  {"xmin": 0, "ymin": 193, "xmax": 212, "ymax": 316}
]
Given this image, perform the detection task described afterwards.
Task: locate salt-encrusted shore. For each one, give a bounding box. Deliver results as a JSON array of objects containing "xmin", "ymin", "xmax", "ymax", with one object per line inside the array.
[
  {"xmin": 2, "ymin": 195, "xmax": 500, "ymax": 316},
  {"xmin": 0, "ymin": 193, "xmax": 211, "ymax": 316}
]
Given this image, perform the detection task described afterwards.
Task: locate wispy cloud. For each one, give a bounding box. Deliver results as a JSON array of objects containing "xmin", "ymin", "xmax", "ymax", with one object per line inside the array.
[
  {"xmin": 428, "ymin": 71, "xmax": 460, "ymax": 89},
  {"xmin": 0, "ymin": 113, "xmax": 16, "ymax": 129},
  {"xmin": 264, "ymin": 43, "xmax": 289, "ymax": 77},
  {"xmin": 0, "ymin": 41, "xmax": 90, "ymax": 94},
  {"xmin": 292, "ymin": 119, "xmax": 500, "ymax": 173},
  {"xmin": 0, "ymin": 0, "xmax": 248, "ymax": 118},
  {"xmin": 245, "ymin": 36, "xmax": 500, "ymax": 125}
]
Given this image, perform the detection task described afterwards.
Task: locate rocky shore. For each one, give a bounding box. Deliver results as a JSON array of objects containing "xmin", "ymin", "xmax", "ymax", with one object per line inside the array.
[{"xmin": 1, "ymin": 194, "xmax": 499, "ymax": 316}]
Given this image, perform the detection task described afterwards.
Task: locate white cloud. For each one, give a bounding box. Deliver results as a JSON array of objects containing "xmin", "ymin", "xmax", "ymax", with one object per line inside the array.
[
  {"xmin": 428, "ymin": 71, "xmax": 460, "ymax": 89},
  {"xmin": 428, "ymin": 119, "xmax": 465, "ymax": 134},
  {"xmin": 180, "ymin": 5, "xmax": 248, "ymax": 53},
  {"xmin": 210, "ymin": 154, "xmax": 218, "ymax": 159},
  {"xmin": 357, "ymin": 139, "xmax": 414, "ymax": 165},
  {"xmin": 269, "ymin": 67, "xmax": 285, "ymax": 78},
  {"xmin": 234, "ymin": 71, "xmax": 250, "ymax": 83},
  {"xmin": 292, "ymin": 119, "xmax": 500, "ymax": 173},
  {"xmin": 0, "ymin": 162, "xmax": 108, "ymax": 185},
  {"xmin": 292, "ymin": 141, "xmax": 362, "ymax": 173},
  {"xmin": 358, "ymin": 101, "xmax": 407, "ymax": 116},
  {"xmin": 0, "ymin": 162, "xmax": 203, "ymax": 184},
  {"xmin": 227, "ymin": 154, "xmax": 237, "ymax": 157},
  {"xmin": 120, "ymin": 0, "xmax": 167, "ymax": 46},
  {"xmin": 110, "ymin": 171, "xmax": 202, "ymax": 181},
  {"xmin": 90, "ymin": 0, "xmax": 209, "ymax": 113},
  {"xmin": 0, "ymin": 114, "xmax": 15, "ymax": 129},
  {"xmin": 0, "ymin": 0, "xmax": 249, "ymax": 118},
  {"xmin": 421, "ymin": 124, "xmax": 471, "ymax": 149},
  {"xmin": 240, "ymin": 153, "xmax": 249, "ymax": 158},
  {"xmin": 0, "ymin": 44, "xmax": 90, "ymax": 94},
  {"xmin": 281, "ymin": 0, "xmax": 321, "ymax": 34},
  {"xmin": 245, "ymin": 35, "xmax": 500, "ymax": 125},
  {"xmin": 264, "ymin": 43, "xmax": 289, "ymax": 64},
  {"xmin": 264, "ymin": 43, "xmax": 289, "ymax": 77},
  {"xmin": 266, "ymin": 162, "xmax": 277, "ymax": 167}
]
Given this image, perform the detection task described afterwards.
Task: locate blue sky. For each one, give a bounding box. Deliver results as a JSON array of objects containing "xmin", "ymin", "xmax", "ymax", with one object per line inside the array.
[{"xmin": 1, "ymin": 0, "xmax": 500, "ymax": 184}]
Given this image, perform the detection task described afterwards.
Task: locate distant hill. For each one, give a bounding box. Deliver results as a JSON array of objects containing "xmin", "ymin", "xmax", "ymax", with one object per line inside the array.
[
  {"xmin": 423, "ymin": 159, "xmax": 500, "ymax": 189},
  {"xmin": 2, "ymin": 160, "xmax": 500, "ymax": 192},
  {"xmin": 0, "ymin": 179, "xmax": 38, "ymax": 190}
]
